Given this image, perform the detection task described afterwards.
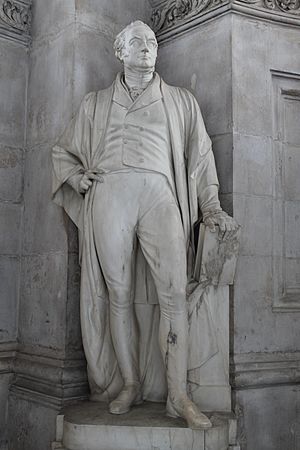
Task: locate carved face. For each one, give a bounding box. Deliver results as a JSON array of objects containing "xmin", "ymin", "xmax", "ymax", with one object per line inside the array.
[{"xmin": 122, "ymin": 24, "xmax": 158, "ymax": 71}]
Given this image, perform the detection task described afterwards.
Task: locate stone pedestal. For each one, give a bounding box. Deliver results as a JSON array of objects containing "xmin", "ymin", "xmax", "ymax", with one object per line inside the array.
[{"xmin": 52, "ymin": 402, "xmax": 239, "ymax": 450}]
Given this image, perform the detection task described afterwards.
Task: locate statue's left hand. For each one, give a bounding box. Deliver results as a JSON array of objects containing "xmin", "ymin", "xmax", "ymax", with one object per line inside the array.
[{"xmin": 204, "ymin": 211, "xmax": 240, "ymax": 239}]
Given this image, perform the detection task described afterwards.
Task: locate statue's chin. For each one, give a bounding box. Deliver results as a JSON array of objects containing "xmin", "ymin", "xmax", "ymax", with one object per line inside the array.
[{"xmin": 132, "ymin": 62, "xmax": 155, "ymax": 72}]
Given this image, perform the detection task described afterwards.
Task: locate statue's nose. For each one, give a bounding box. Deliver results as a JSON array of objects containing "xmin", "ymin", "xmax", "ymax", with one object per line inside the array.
[{"xmin": 141, "ymin": 42, "xmax": 150, "ymax": 53}]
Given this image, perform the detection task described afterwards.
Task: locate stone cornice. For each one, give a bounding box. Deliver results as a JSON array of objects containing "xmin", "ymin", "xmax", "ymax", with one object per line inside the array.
[
  {"xmin": 231, "ymin": 352, "xmax": 300, "ymax": 388},
  {"xmin": 149, "ymin": 0, "xmax": 300, "ymax": 41},
  {"xmin": 0, "ymin": 0, "xmax": 31, "ymax": 46},
  {"xmin": 150, "ymin": 0, "xmax": 227, "ymax": 32}
]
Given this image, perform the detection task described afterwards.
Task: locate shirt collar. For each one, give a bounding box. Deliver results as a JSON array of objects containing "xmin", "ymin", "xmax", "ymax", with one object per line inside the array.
[{"xmin": 113, "ymin": 72, "xmax": 162, "ymax": 111}]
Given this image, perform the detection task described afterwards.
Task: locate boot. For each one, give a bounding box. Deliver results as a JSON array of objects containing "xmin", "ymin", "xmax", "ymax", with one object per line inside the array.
[
  {"xmin": 109, "ymin": 382, "xmax": 142, "ymax": 415},
  {"xmin": 166, "ymin": 395, "xmax": 212, "ymax": 429}
]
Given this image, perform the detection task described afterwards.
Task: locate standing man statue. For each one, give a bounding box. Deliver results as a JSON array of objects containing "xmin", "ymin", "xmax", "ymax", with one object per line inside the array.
[{"xmin": 52, "ymin": 20, "xmax": 238, "ymax": 429}]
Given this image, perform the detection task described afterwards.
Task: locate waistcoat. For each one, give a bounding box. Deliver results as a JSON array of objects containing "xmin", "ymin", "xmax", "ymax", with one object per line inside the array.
[{"xmin": 98, "ymin": 73, "xmax": 175, "ymax": 190}]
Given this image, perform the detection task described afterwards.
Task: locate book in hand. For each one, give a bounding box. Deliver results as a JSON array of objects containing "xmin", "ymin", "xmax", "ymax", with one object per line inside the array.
[{"xmin": 193, "ymin": 223, "xmax": 241, "ymax": 286}]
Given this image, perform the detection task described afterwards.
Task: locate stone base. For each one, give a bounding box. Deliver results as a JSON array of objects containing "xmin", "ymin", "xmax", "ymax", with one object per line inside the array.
[{"xmin": 53, "ymin": 401, "xmax": 238, "ymax": 450}]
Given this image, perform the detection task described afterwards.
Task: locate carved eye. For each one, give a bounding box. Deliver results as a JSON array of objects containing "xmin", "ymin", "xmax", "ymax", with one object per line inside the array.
[
  {"xmin": 147, "ymin": 41, "xmax": 157, "ymax": 49},
  {"xmin": 129, "ymin": 39, "xmax": 140, "ymax": 47}
]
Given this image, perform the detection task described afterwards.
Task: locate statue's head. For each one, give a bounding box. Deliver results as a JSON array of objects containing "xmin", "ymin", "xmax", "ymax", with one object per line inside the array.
[{"xmin": 113, "ymin": 21, "xmax": 158, "ymax": 71}]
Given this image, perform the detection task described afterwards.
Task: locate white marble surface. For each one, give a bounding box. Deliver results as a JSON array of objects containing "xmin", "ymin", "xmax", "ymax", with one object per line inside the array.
[
  {"xmin": 60, "ymin": 401, "xmax": 231, "ymax": 450},
  {"xmin": 52, "ymin": 21, "xmax": 238, "ymax": 427}
]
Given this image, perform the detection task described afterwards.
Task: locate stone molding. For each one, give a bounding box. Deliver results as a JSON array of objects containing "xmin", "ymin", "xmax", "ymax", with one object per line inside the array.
[
  {"xmin": 231, "ymin": 352, "xmax": 300, "ymax": 388},
  {"xmin": 149, "ymin": 0, "xmax": 300, "ymax": 41},
  {"xmin": 11, "ymin": 351, "xmax": 89, "ymax": 408},
  {"xmin": 9, "ymin": 383, "xmax": 89, "ymax": 410},
  {"xmin": 150, "ymin": 0, "xmax": 227, "ymax": 32},
  {"xmin": 149, "ymin": 0, "xmax": 228, "ymax": 33},
  {"xmin": 0, "ymin": 0, "xmax": 31, "ymax": 45},
  {"xmin": 0, "ymin": 344, "xmax": 89, "ymax": 410},
  {"xmin": 0, "ymin": 341, "xmax": 17, "ymax": 374},
  {"xmin": 3, "ymin": 346, "xmax": 299, "ymax": 408}
]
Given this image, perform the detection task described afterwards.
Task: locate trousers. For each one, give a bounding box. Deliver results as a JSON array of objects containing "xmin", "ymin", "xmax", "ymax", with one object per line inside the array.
[{"xmin": 92, "ymin": 171, "xmax": 189, "ymax": 400}]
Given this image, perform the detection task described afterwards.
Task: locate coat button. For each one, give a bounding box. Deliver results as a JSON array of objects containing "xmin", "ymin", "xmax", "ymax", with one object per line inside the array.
[{"xmin": 123, "ymin": 139, "xmax": 128, "ymax": 144}]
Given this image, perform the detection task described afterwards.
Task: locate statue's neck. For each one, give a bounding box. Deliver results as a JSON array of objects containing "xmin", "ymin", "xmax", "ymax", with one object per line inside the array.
[{"xmin": 124, "ymin": 66, "xmax": 154, "ymax": 90}]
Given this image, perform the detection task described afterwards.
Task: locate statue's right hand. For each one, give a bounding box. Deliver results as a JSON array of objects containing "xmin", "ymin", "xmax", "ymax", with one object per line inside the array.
[{"xmin": 78, "ymin": 173, "xmax": 93, "ymax": 194}]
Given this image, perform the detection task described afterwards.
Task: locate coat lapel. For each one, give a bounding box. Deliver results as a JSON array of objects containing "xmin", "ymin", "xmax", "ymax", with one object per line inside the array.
[
  {"xmin": 112, "ymin": 74, "xmax": 133, "ymax": 109},
  {"xmin": 90, "ymin": 83, "xmax": 114, "ymax": 167},
  {"xmin": 129, "ymin": 73, "xmax": 162, "ymax": 112}
]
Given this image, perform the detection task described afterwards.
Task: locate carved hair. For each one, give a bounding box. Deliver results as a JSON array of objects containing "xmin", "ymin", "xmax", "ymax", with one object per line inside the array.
[{"xmin": 113, "ymin": 21, "xmax": 157, "ymax": 62}]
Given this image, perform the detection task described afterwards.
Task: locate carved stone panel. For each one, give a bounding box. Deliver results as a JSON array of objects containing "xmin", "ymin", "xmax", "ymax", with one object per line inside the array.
[
  {"xmin": 0, "ymin": 0, "xmax": 30, "ymax": 31},
  {"xmin": 237, "ymin": 0, "xmax": 300, "ymax": 15},
  {"xmin": 272, "ymin": 70, "xmax": 300, "ymax": 312},
  {"xmin": 0, "ymin": 0, "xmax": 31, "ymax": 45},
  {"xmin": 149, "ymin": 0, "xmax": 227, "ymax": 33}
]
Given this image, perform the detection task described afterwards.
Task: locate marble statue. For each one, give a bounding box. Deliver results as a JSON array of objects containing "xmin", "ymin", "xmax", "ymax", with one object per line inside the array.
[{"xmin": 52, "ymin": 20, "xmax": 239, "ymax": 429}]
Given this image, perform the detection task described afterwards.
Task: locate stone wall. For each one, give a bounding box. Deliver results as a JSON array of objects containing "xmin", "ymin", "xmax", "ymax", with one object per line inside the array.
[
  {"xmin": 0, "ymin": 37, "xmax": 27, "ymax": 449},
  {"xmin": 232, "ymin": 14, "xmax": 300, "ymax": 450},
  {"xmin": 0, "ymin": 1, "xmax": 30, "ymax": 447}
]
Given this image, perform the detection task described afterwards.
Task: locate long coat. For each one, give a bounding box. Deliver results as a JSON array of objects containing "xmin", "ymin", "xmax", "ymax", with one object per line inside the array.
[{"xmin": 52, "ymin": 74, "xmax": 219, "ymax": 402}]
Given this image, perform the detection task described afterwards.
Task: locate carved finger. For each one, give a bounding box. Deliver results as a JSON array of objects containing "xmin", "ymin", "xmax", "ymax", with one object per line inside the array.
[
  {"xmin": 205, "ymin": 218, "xmax": 216, "ymax": 232},
  {"xmin": 87, "ymin": 173, "xmax": 99, "ymax": 180},
  {"xmin": 80, "ymin": 181, "xmax": 92, "ymax": 192},
  {"xmin": 219, "ymin": 229, "xmax": 227, "ymax": 240},
  {"xmin": 234, "ymin": 222, "xmax": 240, "ymax": 231},
  {"xmin": 219, "ymin": 218, "xmax": 226, "ymax": 232},
  {"xmin": 227, "ymin": 221, "xmax": 235, "ymax": 231},
  {"xmin": 228, "ymin": 223, "xmax": 240, "ymax": 240}
]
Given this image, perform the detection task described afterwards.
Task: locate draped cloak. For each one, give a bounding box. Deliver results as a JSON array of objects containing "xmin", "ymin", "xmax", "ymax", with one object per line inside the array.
[{"xmin": 52, "ymin": 74, "xmax": 220, "ymax": 402}]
